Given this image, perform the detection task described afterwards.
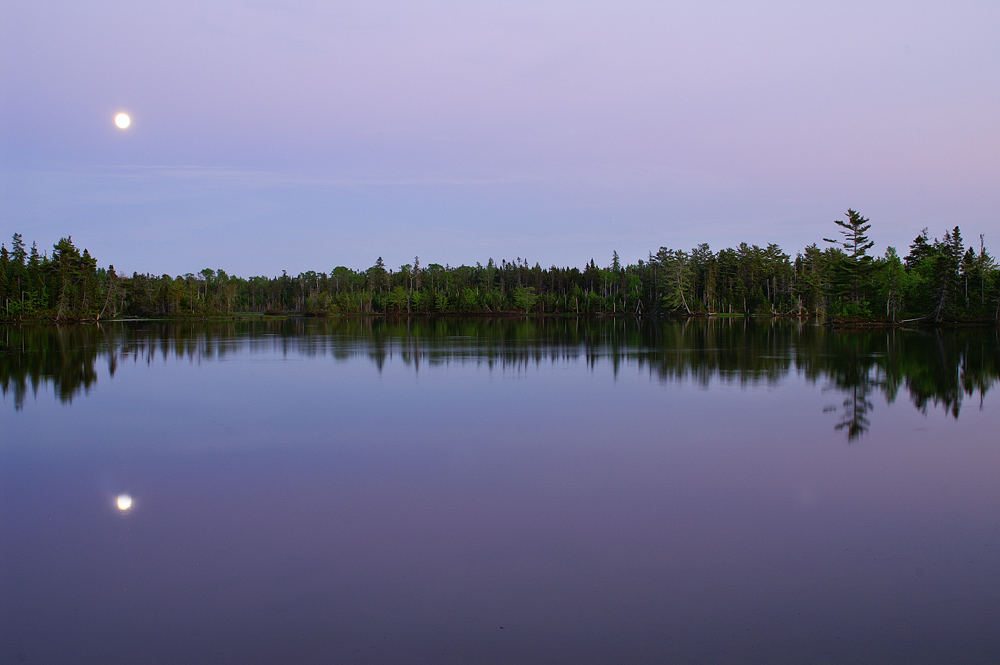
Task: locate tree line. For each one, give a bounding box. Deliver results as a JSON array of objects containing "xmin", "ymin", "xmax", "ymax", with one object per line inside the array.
[{"xmin": 2, "ymin": 210, "xmax": 998, "ymax": 322}]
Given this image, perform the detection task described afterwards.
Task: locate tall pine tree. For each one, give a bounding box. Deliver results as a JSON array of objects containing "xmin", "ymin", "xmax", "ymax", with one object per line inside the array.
[{"xmin": 824, "ymin": 209, "xmax": 875, "ymax": 312}]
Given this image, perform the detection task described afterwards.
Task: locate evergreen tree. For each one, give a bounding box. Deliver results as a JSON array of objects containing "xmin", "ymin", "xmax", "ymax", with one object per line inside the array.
[
  {"xmin": 904, "ymin": 229, "xmax": 933, "ymax": 269},
  {"xmin": 823, "ymin": 209, "xmax": 875, "ymax": 312},
  {"xmin": 0, "ymin": 244, "xmax": 9, "ymax": 317},
  {"xmin": 10, "ymin": 233, "xmax": 26, "ymax": 266}
]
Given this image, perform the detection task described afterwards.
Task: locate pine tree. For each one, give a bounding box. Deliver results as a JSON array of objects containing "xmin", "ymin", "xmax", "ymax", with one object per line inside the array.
[
  {"xmin": 10, "ymin": 233, "xmax": 26, "ymax": 266},
  {"xmin": 905, "ymin": 229, "xmax": 933, "ymax": 268},
  {"xmin": 824, "ymin": 209, "xmax": 875, "ymax": 310}
]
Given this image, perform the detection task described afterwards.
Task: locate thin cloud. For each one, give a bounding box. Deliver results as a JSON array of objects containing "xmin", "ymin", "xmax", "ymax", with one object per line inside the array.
[{"xmin": 88, "ymin": 164, "xmax": 539, "ymax": 188}]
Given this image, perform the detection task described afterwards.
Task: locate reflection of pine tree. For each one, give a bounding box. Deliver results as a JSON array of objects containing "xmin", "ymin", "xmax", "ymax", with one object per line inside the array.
[
  {"xmin": 830, "ymin": 382, "xmax": 874, "ymax": 441},
  {"xmin": 819, "ymin": 331, "xmax": 881, "ymax": 441}
]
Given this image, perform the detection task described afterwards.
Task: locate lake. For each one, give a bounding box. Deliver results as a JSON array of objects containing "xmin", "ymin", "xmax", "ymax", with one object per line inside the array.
[{"xmin": 2, "ymin": 318, "xmax": 1000, "ymax": 664}]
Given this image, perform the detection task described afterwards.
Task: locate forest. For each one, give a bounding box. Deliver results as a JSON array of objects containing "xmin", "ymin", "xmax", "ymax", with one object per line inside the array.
[{"xmin": 1, "ymin": 211, "xmax": 998, "ymax": 323}]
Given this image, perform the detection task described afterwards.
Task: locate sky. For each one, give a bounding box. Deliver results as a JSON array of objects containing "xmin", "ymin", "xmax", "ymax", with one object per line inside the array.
[{"xmin": 2, "ymin": 0, "xmax": 998, "ymax": 276}]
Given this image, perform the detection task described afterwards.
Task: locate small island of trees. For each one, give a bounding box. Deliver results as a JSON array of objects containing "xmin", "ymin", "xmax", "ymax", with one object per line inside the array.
[{"xmin": 1, "ymin": 210, "xmax": 997, "ymax": 324}]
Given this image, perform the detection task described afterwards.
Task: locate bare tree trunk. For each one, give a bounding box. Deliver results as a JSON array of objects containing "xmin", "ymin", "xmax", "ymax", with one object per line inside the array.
[
  {"xmin": 934, "ymin": 288, "xmax": 947, "ymax": 323},
  {"xmin": 678, "ymin": 274, "xmax": 692, "ymax": 315}
]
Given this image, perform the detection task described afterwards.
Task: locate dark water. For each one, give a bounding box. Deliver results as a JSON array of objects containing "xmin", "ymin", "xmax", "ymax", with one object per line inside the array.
[{"xmin": 2, "ymin": 318, "xmax": 1000, "ymax": 664}]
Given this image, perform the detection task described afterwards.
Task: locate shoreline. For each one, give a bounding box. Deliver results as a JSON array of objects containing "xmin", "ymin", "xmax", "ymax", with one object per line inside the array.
[{"xmin": 2, "ymin": 312, "xmax": 997, "ymax": 329}]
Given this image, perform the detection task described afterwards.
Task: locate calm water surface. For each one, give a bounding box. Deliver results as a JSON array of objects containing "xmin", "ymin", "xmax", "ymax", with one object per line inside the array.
[{"xmin": 2, "ymin": 318, "xmax": 1000, "ymax": 664}]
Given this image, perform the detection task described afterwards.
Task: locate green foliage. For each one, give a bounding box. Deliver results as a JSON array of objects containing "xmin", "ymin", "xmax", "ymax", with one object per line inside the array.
[
  {"xmin": 513, "ymin": 286, "xmax": 539, "ymax": 313},
  {"xmin": 823, "ymin": 209, "xmax": 875, "ymax": 308},
  {"xmin": 2, "ymin": 214, "xmax": 998, "ymax": 323}
]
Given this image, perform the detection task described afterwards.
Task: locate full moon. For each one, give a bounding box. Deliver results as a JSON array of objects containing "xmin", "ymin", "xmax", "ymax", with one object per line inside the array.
[
  {"xmin": 114, "ymin": 112, "xmax": 131, "ymax": 130},
  {"xmin": 116, "ymin": 494, "xmax": 134, "ymax": 511}
]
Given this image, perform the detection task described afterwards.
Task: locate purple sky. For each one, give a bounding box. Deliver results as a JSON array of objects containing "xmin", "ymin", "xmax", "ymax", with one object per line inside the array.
[{"xmin": 2, "ymin": 0, "xmax": 998, "ymax": 276}]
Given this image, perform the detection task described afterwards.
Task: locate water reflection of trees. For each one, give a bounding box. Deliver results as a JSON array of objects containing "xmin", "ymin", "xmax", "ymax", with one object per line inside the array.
[{"xmin": 1, "ymin": 319, "xmax": 997, "ymax": 439}]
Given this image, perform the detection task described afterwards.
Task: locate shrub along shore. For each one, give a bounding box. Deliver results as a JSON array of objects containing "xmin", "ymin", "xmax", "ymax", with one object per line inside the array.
[{"xmin": 2, "ymin": 211, "xmax": 998, "ymax": 325}]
